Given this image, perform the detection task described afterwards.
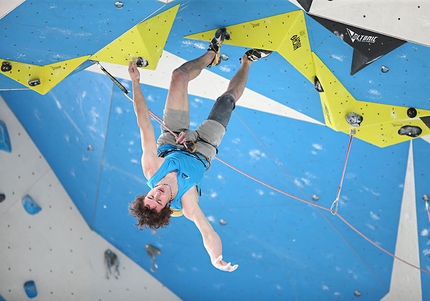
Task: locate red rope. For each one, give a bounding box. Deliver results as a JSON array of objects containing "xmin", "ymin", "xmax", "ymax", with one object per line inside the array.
[
  {"xmin": 331, "ymin": 133, "xmax": 354, "ymax": 215},
  {"xmin": 215, "ymin": 155, "xmax": 430, "ymax": 275}
]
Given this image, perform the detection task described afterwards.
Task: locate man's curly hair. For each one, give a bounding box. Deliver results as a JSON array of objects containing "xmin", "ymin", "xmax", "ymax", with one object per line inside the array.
[{"xmin": 129, "ymin": 194, "xmax": 172, "ymax": 230}]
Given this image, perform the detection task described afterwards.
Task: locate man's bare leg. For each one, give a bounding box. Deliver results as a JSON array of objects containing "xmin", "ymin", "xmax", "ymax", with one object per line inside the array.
[
  {"xmin": 165, "ymin": 51, "xmax": 216, "ymax": 112},
  {"xmin": 221, "ymin": 54, "xmax": 252, "ymax": 103}
]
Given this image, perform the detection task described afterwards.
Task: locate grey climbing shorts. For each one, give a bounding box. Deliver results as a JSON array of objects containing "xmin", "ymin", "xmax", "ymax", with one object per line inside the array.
[{"xmin": 157, "ymin": 109, "xmax": 226, "ymax": 161}]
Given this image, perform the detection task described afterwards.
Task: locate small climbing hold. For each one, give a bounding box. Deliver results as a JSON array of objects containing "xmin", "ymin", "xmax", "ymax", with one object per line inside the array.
[
  {"xmin": 0, "ymin": 193, "xmax": 5, "ymax": 203},
  {"xmin": 104, "ymin": 249, "xmax": 120, "ymax": 279},
  {"xmin": 398, "ymin": 125, "xmax": 422, "ymax": 137},
  {"xmin": 345, "ymin": 112, "xmax": 363, "ymax": 127},
  {"xmin": 23, "ymin": 280, "xmax": 38, "ymax": 298},
  {"xmin": 0, "ymin": 120, "xmax": 12, "ymax": 153},
  {"xmin": 22, "ymin": 195, "xmax": 42, "ymax": 215},
  {"xmin": 146, "ymin": 244, "xmax": 161, "ymax": 272},
  {"xmin": 28, "ymin": 79, "xmax": 41, "ymax": 87},
  {"xmin": 1, "ymin": 61, "xmax": 12, "ymax": 72},
  {"xmin": 314, "ymin": 76, "xmax": 324, "ymax": 92},
  {"xmin": 136, "ymin": 57, "xmax": 149, "ymax": 68},
  {"xmin": 114, "ymin": 1, "xmax": 124, "ymax": 8},
  {"xmin": 407, "ymin": 107, "xmax": 417, "ymax": 118}
]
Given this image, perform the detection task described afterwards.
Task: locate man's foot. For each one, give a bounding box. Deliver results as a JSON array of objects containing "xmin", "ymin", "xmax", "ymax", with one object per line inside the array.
[
  {"xmin": 207, "ymin": 28, "xmax": 230, "ymax": 67},
  {"xmin": 244, "ymin": 49, "xmax": 272, "ymax": 62}
]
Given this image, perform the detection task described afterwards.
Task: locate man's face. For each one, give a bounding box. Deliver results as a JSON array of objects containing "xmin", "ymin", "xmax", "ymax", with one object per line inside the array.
[{"xmin": 143, "ymin": 186, "xmax": 170, "ymax": 212}]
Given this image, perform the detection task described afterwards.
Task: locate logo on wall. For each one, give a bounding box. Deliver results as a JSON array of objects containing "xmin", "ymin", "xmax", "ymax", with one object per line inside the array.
[
  {"xmin": 346, "ymin": 28, "xmax": 378, "ymax": 43},
  {"xmin": 309, "ymin": 14, "xmax": 406, "ymax": 75},
  {"xmin": 291, "ymin": 35, "xmax": 302, "ymax": 50}
]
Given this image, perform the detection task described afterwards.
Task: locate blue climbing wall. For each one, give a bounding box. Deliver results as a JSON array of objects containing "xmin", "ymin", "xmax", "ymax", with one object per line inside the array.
[{"xmin": 1, "ymin": 0, "xmax": 430, "ymax": 300}]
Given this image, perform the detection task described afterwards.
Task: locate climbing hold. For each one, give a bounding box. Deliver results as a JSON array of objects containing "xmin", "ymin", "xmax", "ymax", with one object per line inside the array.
[
  {"xmin": 146, "ymin": 244, "xmax": 161, "ymax": 272},
  {"xmin": 28, "ymin": 79, "xmax": 41, "ymax": 87},
  {"xmin": 381, "ymin": 65, "xmax": 389, "ymax": 73},
  {"xmin": 114, "ymin": 1, "xmax": 124, "ymax": 8},
  {"xmin": 23, "ymin": 280, "xmax": 38, "ymax": 298},
  {"xmin": 407, "ymin": 107, "xmax": 417, "ymax": 118},
  {"xmin": 0, "ymin": 294, "xmax": 5, "ymax": 301},
  {"xmin": 398, "ymin": 125, "xmax": 422, "ymax": 137},
  {"xmin": 0, "ymin": 120, "xmax": 12, "ymax": 153},
  {"xmin": 345, "ymin": 112, "xmax": 363, "ymax": 127},
  {"xmin": 0, "ymin": 193, "xmax": 5, "ymax": 203},
  {"xmin": 1, "ymin": 61, "xmax": 12, "ymax": 72},
  {"xmin": 136, "ymin": 57, "xmax": 149, "ymax": 68},
  {"xmin": 104, "ymin": 249, "xmax": 120, "ymax": 279},
  {"xmin": 314, "ymin": 76, "xmax": 324, "ymax": 92},
  {"xmin": 21, "ymin": 195, "xmax": 42, "ymax": 215}
]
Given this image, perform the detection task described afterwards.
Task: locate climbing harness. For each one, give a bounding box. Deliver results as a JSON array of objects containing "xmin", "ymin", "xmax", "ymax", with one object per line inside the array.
[{"xmin": 99, "ymin": 64, "xmax": 430, "ymax": 275}]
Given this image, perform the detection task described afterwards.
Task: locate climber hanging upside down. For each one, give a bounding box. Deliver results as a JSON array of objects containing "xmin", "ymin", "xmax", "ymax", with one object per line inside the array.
[{"xmin": 128, "ymin": 28, "xmax": 271, "ymax": 272}]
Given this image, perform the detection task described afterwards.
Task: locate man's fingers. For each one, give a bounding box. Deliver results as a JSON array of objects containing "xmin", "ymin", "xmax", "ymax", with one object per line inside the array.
[{"xmin": 212, "ymin": 255, "xmax": 238, "ymax": 272}]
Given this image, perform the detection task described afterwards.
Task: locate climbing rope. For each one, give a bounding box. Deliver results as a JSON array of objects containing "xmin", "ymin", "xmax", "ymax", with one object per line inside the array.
[
  {"xmin": 331, "ymin": 130, "xmax": 355, "ymax": 215},
  {"xmin": 100, "ymin": 64, "xmax": 430, "ymax": 275}
]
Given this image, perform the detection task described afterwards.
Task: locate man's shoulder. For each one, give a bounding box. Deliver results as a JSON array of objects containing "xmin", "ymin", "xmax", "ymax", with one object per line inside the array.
[{"xmin": 142, "ymin": 154, "xmax": 164, "ymax": 180}]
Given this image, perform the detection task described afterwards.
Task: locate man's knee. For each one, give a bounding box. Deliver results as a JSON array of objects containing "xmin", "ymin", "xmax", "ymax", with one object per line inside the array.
[
  {"xmin": 171, "ymin": 67, "xmax": 189, "ymax": 86},
  {"xmin": 207, "ymin": 94, "xmax": 236, "ymax": 128}
]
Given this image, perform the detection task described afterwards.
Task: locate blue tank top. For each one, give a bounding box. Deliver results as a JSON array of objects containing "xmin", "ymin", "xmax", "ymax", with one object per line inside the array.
[{"xmin": 147, "ymin": 144, "xmax": 208, "ymax": 210}]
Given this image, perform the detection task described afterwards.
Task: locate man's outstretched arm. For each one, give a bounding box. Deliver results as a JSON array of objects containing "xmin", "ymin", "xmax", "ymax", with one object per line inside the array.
[
  {"xmin": 182, "ymin": 189, "xmax": 238, "ymax": 272},
  {"xmin": 128, "ymin": 61, "xmax": 160, "ymax": 178}
]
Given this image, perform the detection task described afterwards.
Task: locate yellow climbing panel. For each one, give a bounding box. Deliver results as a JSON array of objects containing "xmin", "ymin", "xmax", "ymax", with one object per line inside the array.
[
  {"xmin": 185, "ymin": 10, "xmax": 315, "ymax": 82},
  {"xmin": 187, "ymin": 11, "xmax": 428, "ymax": 147},
  {"xmin": 312, "ymin": 53, "xmax": 430, "ymax": 147},
  {"xmin": 0, "ymin": 56, "xmax": 90, "ymax": 95},
  {"xmin": 91, "ymin": 4, "xmax": 179, "ymax": 70}
]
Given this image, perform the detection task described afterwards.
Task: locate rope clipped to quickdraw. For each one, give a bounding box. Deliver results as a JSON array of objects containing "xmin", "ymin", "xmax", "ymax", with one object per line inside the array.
[
  {"xmin": 96, "ymin": 62, "xmax": 129, "ymax": 94},
  {"xmin": 97, "ymin": 61, "xmax": 191, "ymax": 150},
  {"xmin": 330, "ymin": 129, "xmax": 355, "ymax": 215}
]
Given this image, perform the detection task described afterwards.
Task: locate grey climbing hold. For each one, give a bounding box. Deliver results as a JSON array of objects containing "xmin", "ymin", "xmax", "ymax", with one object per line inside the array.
[
  {"xmin": 345, "ymin": 112, "xmax": 363, "ymax": 127},
  {"xmin": 105, "ymin": 249, "xmax": 120, "ymax": 279},
  {"xmin": 398, "ymin": 125, "xmax": 422, "ymax": 137},
  {"xmin": 146, "ymin": 244, "xmax": 161, "ymax": 272}
]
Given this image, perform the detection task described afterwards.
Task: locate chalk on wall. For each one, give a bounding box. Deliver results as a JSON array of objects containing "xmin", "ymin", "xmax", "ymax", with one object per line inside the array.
[{"xmin": 0, "ymin": 120, "xmax": 11, "ymax": 153}]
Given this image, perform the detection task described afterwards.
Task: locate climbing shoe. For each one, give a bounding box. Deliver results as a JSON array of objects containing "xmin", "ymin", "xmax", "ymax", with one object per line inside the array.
[
  {"xmin": 245, "ymin": 49, "xmax": 272, "ymax": 62},
  {"xmin": 207, "ymin": 28, "xmax": 230, "ymax": 67}
]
